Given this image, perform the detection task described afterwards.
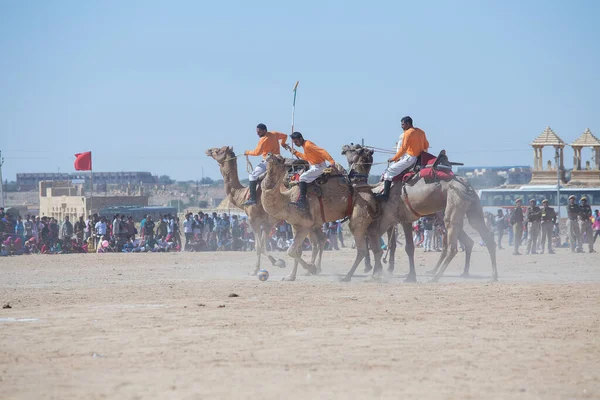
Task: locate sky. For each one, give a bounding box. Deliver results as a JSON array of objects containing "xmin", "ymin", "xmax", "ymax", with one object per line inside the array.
[{"xmin": 1, "ymin": 0, "xmax": 599, "ymax": 182}]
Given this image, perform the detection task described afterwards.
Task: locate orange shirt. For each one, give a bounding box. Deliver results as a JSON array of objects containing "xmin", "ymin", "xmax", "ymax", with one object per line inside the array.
[
  {"xmin": 391, "ymin": 127, "xmax": 429, "ymax": 161},
  {"xmin": 245, "ymin": 132, "xmax": 288, "ymax": 159},
  {"xmin": 292, "ymin": 140, "xmax": 335, "ymax": 165}
]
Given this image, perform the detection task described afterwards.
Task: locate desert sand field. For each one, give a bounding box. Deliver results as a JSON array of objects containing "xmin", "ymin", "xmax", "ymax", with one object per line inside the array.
[{"xmin": 1, "ymin": 245, "xmax": 599, "ymax": 400}]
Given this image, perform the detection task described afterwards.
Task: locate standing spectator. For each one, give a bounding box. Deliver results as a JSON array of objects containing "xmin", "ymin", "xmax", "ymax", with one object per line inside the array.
[
  {"xmin": 140, "ymin": 215, "xmax": 148, "ymax": 240},
  {"xmin": 74, "ymin": 216, "xmax": 85, "ymax": 242},
  {"xmin": 94, "ymin": 217, "xmax": 108, "ymax": 245},
  {"xmin": 170, "ymin": 216, "xmax": 181, "ymax": 249},
  {"xmin": 433, "ymin": 212, "xmax": 445, "ymax": 251},
  {"xmin": 155, "ymin": 217, "xmax": 167, "ymax": 240},
  {"xmin": 15, "ymin": 216, "xmax": 25, "ymax": 241},
  {"xmin": 494, "ymin": 209, "xmax": 506, "ymax": 250},
  {"xmin": 592, "ymin": 210, "xmax": 600, "ymax": 244},
  {"xmin": 510, "ymin": 198, "xmax": 524, "ymax": 255},
  {"xmin": 578, "ymin": 197, "xmax": 594, "ymax": 253},
  {"xmin": 422, "ymin": 216, "xmax": 434, "ymax": 252},
  {"xmin": 41, "ymin": 217, "xmax": 50, "ymax": 245},
  {"xmin": 23, "ymin": 215, "xmax": 33, "ymax": 241},
  {"xmin": 144, "ymin": 216, "xmax": 155, "ymax": 241},
  {"xmin": 49, "ymin": 218, "xmax": 59, "ymax": 245},
  {"xmin": 126, "ymin": 216, "xmax": 136, "ymax": 240},
  {"xmin": 566, "ymin": 195, "xmax": 582, "ymax": 253},
  {"xmin": 525, "ymin": 199, "xmax": 541, "ymax": 255},
  {"xmin": 505, "ymin": 209, "xmax": 513, "ymax": 246},
  {"xmin": 218, "ymin": 214, "xmax": 230, "ymax": 241},
  {"xmin": 183, "ymin": 214, "xmax": 194, "ymax": 251},
  {"xmin": 231, "ymin": 215, "xmax": 243, "ymax": 250},
  {"xmin": 539, "ymin": 199, "xmax": 556, "ymax": 254},
  {"xmin": 84, "ymin": 215, "xmax": 92, "ymax": 241},
  {"xmin": 32, "ymin": 216, "xmax": 41, "ymax": 243},
  {"xmin": 240, "ymin": 217, "xmax": 249, "ymax": 240},
  {"xmin": 337, "ymin": 220, "xmax": 346, "ymax": 248},
  {"xmin": 112, "ymin": 215, "xmax": 121, "ymax": 241},
  {"xmin": 328, "ymin": 221, "xmax": 340, "ymax": 250},
  {"xmin": 193, "ymin": 214, "xmax": 203, "ymax": 237}
]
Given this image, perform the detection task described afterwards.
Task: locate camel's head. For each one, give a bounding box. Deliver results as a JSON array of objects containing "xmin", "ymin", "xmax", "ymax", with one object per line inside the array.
[
  {"xmin": 265, "ymin": 153, "xmax": 286, "ymax": 167},
  {"xmin": 341, "ymin": 143, "xmax": 374, "ymax": 175},
  {"xmin": 264, "ymin": 153, "xmax": 288, "ymax": 182},
  {"xmin": 206, "ymin": 146, "xmax": 235, "ymax": 164}
]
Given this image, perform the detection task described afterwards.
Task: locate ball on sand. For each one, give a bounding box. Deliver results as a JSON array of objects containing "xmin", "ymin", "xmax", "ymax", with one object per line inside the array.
[{"xmin": 258, "ymin": 269, "xmax": 269, "ymax": 281}]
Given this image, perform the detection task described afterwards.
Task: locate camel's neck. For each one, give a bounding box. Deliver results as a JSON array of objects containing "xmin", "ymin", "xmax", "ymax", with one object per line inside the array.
[
  {"xmin": 218, "ymin": 158, "xmax": 247, "ymax": 207},
  {"xmin": 261, "ymin": 167, "xmax": 290, "ymax": 218}
]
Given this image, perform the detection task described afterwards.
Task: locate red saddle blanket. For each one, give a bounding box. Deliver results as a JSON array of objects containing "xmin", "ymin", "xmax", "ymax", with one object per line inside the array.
[
  {"xmin": 419, "ymin": 167, "xmax": 454, "ymax": 181},
  {"xmin": 396, "ymin": 167, "xmax": 454, "ymax": 183}
]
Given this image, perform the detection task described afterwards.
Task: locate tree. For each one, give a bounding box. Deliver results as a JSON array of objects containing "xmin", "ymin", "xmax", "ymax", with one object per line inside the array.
[
  {"xmin": 158, "ymin": 175, "xmax": 175, "ymax": 185},
  {"xmin": 200, "ymin": 177, "xmax": 213, "ymax": 185}
]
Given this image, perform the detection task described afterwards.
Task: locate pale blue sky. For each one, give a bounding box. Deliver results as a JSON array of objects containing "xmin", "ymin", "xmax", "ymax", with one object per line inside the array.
[{"xmin": 1, "ymin": 0, "xmax": 599, "ymax": 181}]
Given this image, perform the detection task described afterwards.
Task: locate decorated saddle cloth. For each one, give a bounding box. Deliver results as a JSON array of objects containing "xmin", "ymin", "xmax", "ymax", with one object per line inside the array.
[{"xmin": 392, "ymin": 151, "xmax": 455, "ymax": 184}]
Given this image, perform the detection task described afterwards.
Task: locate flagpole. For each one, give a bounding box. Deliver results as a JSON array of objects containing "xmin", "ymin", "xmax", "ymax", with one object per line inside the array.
[{"xmin": 291, "ymin": 81, "xmax": 299, "ymax": 153}]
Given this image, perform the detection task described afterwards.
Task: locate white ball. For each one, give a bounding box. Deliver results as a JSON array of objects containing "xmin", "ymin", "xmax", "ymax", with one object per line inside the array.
[{"xmin": 257, "ymin": 269, "xmax": 269, "ymax": 281}]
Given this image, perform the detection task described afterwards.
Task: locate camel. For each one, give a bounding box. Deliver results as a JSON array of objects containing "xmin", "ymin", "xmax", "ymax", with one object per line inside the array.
[
  {"xmin": 342, "ymin": 144, "xmax": 475, "ymax": 278},
  {"xmin": 261, "ymin": 153, "xmax": 380, "ymax": 281},
  {"xmin": 206, "ymin": 146, "xmax": 326, "ymax": 275},
  {"xmin": 340, "ymin": 144, "xmax": 497, "ymax": 282}
]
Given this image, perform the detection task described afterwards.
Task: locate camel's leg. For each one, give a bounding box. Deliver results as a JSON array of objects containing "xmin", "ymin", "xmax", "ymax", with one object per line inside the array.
[
  {"xmin": 386, "ymin": 227, "xmax": 397, "ymax": 274},
  {"xmin": 308, "ymin": 228, "xmax": 326, "ymax": 274},
  {"xmin": 431, "ymin": 205, "xmax": 466, "ymax": 282},
  {"xmin": 363, "ymin": 237, "xmax": 373, "ymax": 273},
  {"xmin": 428, "ymin": 228, "xmax": 473, "ymax": 276},
  {"xmin": 428, "ymin": 231, "xmax": 448, "ymax": 275},
  {"xmin": 283, "ymin": 228, "xmax": 316, "ymax": 281},
  {"xmin": 254, "ymin": 223, "xmax": 286, "ymax": 269},
  {"xmin": 401, "ymin": 222, "xmax": 417, "ymax": 282},
  {"xmin": 466, "ymin": 204, "xmax": 498, "ymax": 281},
  {"xmin": 341, "ymin": 230, "xmax": 369, "ymax": 282},
  {"xmin": 250, "ymin": 220, "xmax": 263, "ymax": 275},
  {"xmin": 458, "ymin": 229, "xmax": 474, "ymax": 277}
]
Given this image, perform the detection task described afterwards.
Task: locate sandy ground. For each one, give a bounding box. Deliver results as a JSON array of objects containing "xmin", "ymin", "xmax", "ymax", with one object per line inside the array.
[{"xmin": 1, "ymin": 245, "xmax": 599, "ymax": 400}]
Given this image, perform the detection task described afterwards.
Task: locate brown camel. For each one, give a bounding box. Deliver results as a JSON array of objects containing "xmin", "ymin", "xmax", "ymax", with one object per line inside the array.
[
  {"xmin": 342, "ymin": 144, "xmax": 475, "ymax": 278},
  {"xmin": 340, "ymin": 145, "xmax": 497, "ymax": 282},
  {"xmin": 206, "ymin": 146, "xmax": 326, "ymax": 274},
  {"xmin": 261, "ymin": 153, "xmax": 380, "ymax": 281}
]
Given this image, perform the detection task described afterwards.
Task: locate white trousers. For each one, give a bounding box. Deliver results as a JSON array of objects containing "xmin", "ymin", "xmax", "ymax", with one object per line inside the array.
[
  {"xmin": 424, "ymin": 229, "xmax": 433, "ymax": 250},
  {"xmin": 249, "ymin": 160, "xmax": 267, "ymax": 182},
  {"xmin": 383, "ymin": 154, "xmax": 417, "ymax": 181},
  {"xmin": 299, "ymin": 162, "xmax": 327, "ymax": 183}
]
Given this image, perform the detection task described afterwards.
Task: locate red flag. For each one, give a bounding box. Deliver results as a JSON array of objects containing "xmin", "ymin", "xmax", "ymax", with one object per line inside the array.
[{"xmin": 74, "ymin": 152, "xmax": 92, "ymax": 171}]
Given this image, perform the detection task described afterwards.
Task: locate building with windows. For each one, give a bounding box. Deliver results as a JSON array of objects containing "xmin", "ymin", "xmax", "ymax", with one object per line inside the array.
[
  {"xmin": 39, "ymin": 181, "xmax": 149, "ymax": 222},
  {"xmin": 17, "ymin": 171, "xmax": 156, "ymax": 191}
]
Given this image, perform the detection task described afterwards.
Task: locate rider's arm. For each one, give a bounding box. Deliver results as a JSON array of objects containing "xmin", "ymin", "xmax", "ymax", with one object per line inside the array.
[
  {"xmin": 244, "ymin": 137, "xmax": 266, "ymax": 156},
  {"xmin": 272, "ymin": 131, "xmax": 288, "ymax": 146}
]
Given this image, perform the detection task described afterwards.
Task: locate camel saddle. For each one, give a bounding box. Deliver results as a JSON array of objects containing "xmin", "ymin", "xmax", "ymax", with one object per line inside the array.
[{"xmin": 390, "ymin": 150, "xmax": 461, "ymax": 185}]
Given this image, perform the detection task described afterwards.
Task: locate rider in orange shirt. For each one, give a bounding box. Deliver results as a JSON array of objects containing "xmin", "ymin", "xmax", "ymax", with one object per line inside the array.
[
  {"xmin": 376, "ymin": 116, "xmax": 430, "ymax": 201},
  {"xmin": 243, "ymin": 123, "xmax": 288, "ymax": 206},
  {"xmin": 283, "ymin": 132, "xmax": 336, "ymax": 210}
]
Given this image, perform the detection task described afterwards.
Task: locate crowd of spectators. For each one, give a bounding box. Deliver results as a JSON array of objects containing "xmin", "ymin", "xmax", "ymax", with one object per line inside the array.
[{"xmin": 0, "ymin": 206, "xmax": 352, "ymax": 256}]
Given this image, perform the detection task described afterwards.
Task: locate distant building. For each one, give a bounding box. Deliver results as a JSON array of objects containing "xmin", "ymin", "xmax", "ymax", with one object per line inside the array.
[
  {"xmin": 456, "ymin": 166, "xmax": 531, "ymax": 188},
  {"xmin": 17, "ymin": 171, "xmax": 156, "ymax": 191},
  {"xmin": 39, "ymin": 181, "xmax": 149, "ymax": 222}
]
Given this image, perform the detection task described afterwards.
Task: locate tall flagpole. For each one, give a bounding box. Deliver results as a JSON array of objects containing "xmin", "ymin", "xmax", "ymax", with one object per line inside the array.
[{"xmin": 291, "ymin": 81, "xmax": 299, "ymax": 153}]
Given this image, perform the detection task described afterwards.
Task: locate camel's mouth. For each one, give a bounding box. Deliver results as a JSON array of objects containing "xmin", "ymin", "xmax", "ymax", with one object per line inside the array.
[{"xmin": 205, "ymin": 148, "xmax": 218, "ymax": 157}]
